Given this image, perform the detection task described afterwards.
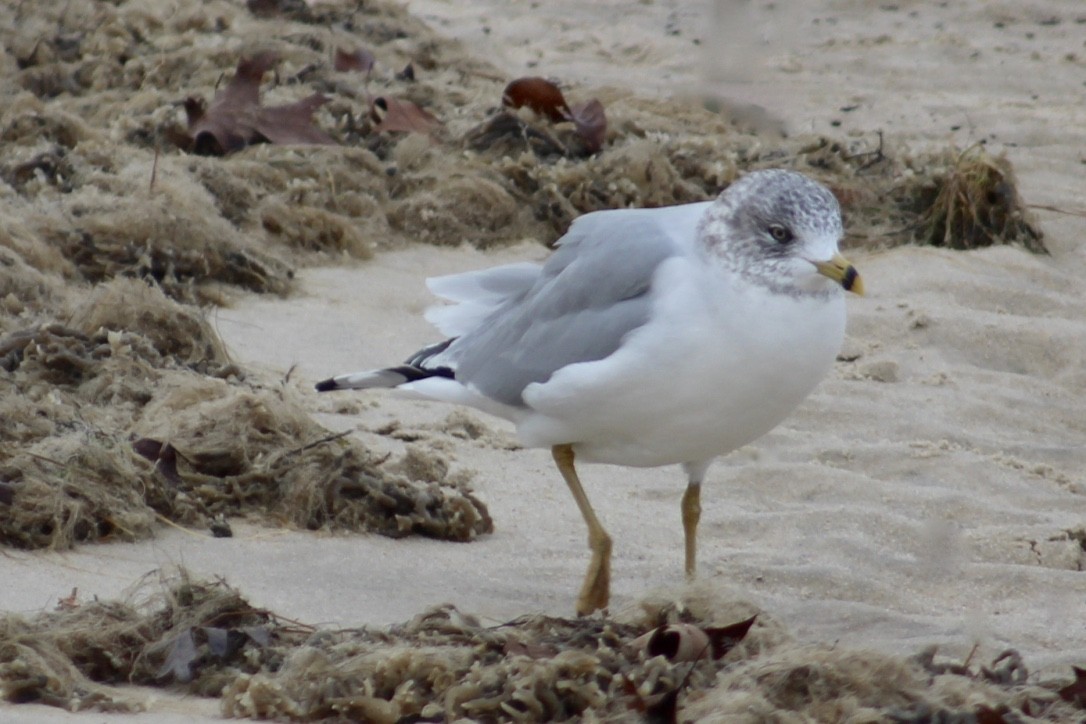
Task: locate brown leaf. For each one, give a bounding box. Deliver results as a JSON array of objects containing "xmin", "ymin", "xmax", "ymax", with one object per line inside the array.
[
  {"xmin": 634, "ymin": 623, "xmax": 711, "ymax": 663},
  {"xmin": 464, "ymin": 111, "xmax": 567, "ymax": 157},
  {"xmin": 705, "ymin": 614, "xmax": 757, "ymax": 660},
  {"xmin": 132, "ymin": 437, "xmax": 182, "ymax": 486},
  {"xmin": 569, "ymin": 98, "xmax": 607, "ymax": 153},
  {"xmin": 181, "ymin": 53, "xmax": 336, "ymax": 155},
  {"xmin": 132, "ymin": 437, "xmax": 164, "ymax": 461},
  {"xmin": 55, "ymin": 587, "xmax": 79, "ymax": 612},
  {"xmin": 370, "ymin": 96, "xmax": 441, "ymax": 134},
  {"xmin": 1059, "ymin": 666, "xmax": 1086, "ymax": 707},
  {"xmin": 502, "ymin": 77, "xmax": 571, "ymax": 123},
  {"xmin": 254, "ymin": 93, "xmax": 335, "ymax": 145},
  {"xmin": 334, "ymin": 47, "xmax": 375, "ymax": 75},
  {"xmin": 246, "ymin": 0, "xmax": 314, "ymax": 21},
  {"xmin": 974, "ymin": 704, "xmax": 1012, "ymax": 724}
]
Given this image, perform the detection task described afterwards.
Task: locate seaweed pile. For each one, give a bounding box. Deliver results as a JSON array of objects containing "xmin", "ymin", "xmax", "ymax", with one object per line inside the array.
[{"xmin": 1, "ymin": 572, "xmax": 1081, "ymax": 721}]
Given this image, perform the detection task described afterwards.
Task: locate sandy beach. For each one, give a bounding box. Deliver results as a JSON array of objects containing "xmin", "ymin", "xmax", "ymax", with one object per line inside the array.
[{"xmin": 2, "ymin": 0, "xmax": 1085, "ymax": 721}]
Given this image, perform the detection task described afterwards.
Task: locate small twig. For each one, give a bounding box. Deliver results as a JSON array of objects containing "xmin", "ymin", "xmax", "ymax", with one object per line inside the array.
[
  {"xmin": 961, "ymin": 641, "xmax": 980, "ymax": 670},
  {"xmin": 25, "ymin": 451, "xmax": 67, "ymax": 468},
  {"xmin": 285, "ymin": 430, "xmax": 353, "ymax": 457},
  {"xmin": 154, "ymin": 512, "xmax": 209, "ymax": 539},
  {"xmin": 149, "ymin": 145, "xmax": 160, "ymax": 193},
  {"xmin": 844, "ymin": 130, "xmax": 885, "ymax": 171},
  {"xmin": 1027, "ymin": 203, "xmax": 1086, "ymax": 218}
]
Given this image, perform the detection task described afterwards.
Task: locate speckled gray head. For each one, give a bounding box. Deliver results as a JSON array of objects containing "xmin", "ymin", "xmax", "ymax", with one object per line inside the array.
[{"xmin": 699, "ymin": 169, "xmax": 862, "ymax": 297}]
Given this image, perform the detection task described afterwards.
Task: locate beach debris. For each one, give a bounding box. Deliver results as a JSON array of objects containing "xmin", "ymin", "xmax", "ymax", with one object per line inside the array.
[
  {"xmin": 246, "ymin": 0, "xmax": 315, "ymax": 21},
  {"xmin": 567, "ymin": 97, "xmax": 608, "ymax": 153},
  {"xmin": 1059, "ymin": 666, "xmax": 1086, "ymax": 707},
  {"xmin": 916, "ymin": 145, "xmax": 1046, "ymax": 252},
  {"xmin": 369, "ymin": 95, "xmax": 441, "ymax": 135},
  {"xmin": 470, "ymin": 75, "xmax": 609, "ymax": 156},
  {"xmin": 465, "ymin": 110, "xmax": 568, "ymax": 157},
  {"xmin": 178, "ymin": 53, "xmax": 337, "ymax": 155},
  {"xmin": 334, "ymin": 46, "xmax": 376, "ymax": 75},
  {"xmin": 131, "ymin": 438, "xmax": 182, "ymax": 487},
  {"xmin": 55, "ymin": 588, "xmax": 80, "ymax": 612},
  {"xmin": 502, "ymin": 76, "xmax": 572, "ymax": 121},
  {"xmin": 3, "ymin": 574, "xmax": 1080, "ymax": 721},
  {"xmin": 631, "ymin": 615, "xmax": 757, "ymax": 664}
]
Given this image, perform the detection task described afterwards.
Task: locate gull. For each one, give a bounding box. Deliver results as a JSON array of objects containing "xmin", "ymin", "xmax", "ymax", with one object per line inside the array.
[{"xmin": 316, "ymin": 169, "xmax": 863, "ymax": 616}]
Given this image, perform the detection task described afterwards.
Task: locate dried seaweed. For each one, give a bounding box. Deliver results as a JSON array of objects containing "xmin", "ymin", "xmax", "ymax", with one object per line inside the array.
[
  {"xmin": 1, "ymin": 574, "xmax": 1080, "ymax": 721},
  {"xmin": 913, "ymin": 145, "xmax": 1046, "ymax": 252},
  {"xmin": 0, "ymin": 571, "xmax": 305, "ymax": 710}
]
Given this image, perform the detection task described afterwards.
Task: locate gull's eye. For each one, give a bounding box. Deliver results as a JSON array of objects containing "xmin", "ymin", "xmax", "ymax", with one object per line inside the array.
[{"xmin": 768, "ymin": 224, "xmax": 793, "ymax": 244}]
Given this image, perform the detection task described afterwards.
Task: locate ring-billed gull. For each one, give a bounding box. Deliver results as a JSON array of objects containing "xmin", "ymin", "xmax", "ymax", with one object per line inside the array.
[{"xmin": 316, "ymin": 168, "xmax": 863, "ymax": 616}]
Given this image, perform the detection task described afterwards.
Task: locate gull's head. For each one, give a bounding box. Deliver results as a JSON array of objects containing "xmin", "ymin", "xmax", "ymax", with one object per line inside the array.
[{"xmin": 700, "ymin": 169, "xmax": 864, "ymax": 297}]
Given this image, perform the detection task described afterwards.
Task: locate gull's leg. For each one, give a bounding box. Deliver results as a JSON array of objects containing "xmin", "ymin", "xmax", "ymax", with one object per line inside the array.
[
  {"xmin": 681, "ymin": 460, "xmax": 712, "ymax": 579},
  {"xmin": 552, "ymin": 444, "xmax": 612, "ymax": 616}
]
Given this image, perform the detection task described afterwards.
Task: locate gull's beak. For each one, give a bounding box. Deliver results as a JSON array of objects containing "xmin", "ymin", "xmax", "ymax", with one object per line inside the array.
[{"xmin": 814, "ymin": 253, "xmax": 864, "ymax": 296}]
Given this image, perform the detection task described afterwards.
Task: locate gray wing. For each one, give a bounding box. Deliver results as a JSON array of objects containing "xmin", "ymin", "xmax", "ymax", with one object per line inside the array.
[{"xmin": 438, "ymin": 203, "xmax": 708, "ymax": 406}]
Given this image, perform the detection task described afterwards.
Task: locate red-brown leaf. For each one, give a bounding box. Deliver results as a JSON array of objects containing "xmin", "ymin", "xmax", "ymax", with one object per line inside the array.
[
  {"xmin": 334, "ymin": 47, "xmax": 375, "ymax": 75},
  {"xmin": 501, "ymin": 77, "xmax": 571, "ymax": 123},
  {"xmin": 370, "ymin": 96, "xmax": 441, "ymax": 134},
  {"xmin": 569, "ymin": 98, "xmax": 607, "ymax": 153}
]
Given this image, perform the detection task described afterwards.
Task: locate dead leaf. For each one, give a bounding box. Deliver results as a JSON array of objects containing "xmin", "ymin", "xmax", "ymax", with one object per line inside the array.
[
  {"xmin": 334, "ymin": 47, "xmax": 375, "ymax": 75},
  {"xmin": 502, "ymin": 77, "xmax": 571, "ymax": 122},
  {"xmin": 132, "ymin": 437, "xmax": 182, "ymax": 486},
  {"xmin": 246, "ymin": 0, "xmax": 314, "ymax": 21},
  {"xmin": 370, "ymin": 96, "xmax": 441, "ymax": 135},
  {"xmin": 255, "ymin": 94, "xmax": 335, "ymax": 145},
  {"xmin": 632, "ymin": 615, "xmax": 756, "ymax": 664},
  {"xmin": 55, "ymin": 587, "xmax": 79, "ymax": 612},
  {"xmin": 974, "ymin": 704, "xmax": 1013, "ymax": 724},
  {"xmin": 644, "ymin": 687, "xmax": 680, "ymax": 724},
  {"xmin": 569, "ymin": 98, "xmax": 607, "ymax": 153},
  {"xmin": 465, "ymin": 111, "xmax": 567, "ymax": 157},
  {"xmin": 181, "ymin": 53, "xmax": 336, "ymax": 155},
  {"xmin": 634, "ymin": 623, "xmax": 710, "ymax": 663},
  {"xmin": 1059, "ymin": 666, "xmax": 1086, "ymax": 707},
  {"xmin": 704, "ymin": 614, "xmax": 757, "ymax": 660}
]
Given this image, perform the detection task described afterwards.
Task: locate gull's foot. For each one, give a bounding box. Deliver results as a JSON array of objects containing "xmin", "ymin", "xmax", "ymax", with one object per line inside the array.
[{"xmin": 575, "ymin": 536, "xmax": 612, "ymax": 617}]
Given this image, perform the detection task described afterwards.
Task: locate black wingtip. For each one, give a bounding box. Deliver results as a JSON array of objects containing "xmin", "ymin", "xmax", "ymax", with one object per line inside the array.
[{"xmin": 315, "ymin": 378, "xmax": 338, "ymax": 392}]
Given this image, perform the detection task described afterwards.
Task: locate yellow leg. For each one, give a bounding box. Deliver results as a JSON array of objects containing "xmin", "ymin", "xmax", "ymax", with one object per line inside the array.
[
  {"xmin": 552, "ymin": 444, "xmax": 612, "ymax": 616},
  {"xmin": 682, "ymin": 482, "xmax": 701, "ymax": 579}
]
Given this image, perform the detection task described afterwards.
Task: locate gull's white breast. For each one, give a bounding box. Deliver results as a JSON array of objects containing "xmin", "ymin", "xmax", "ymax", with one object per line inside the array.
[{"xmin": 517, "ymin": 255, "xmax": 846, "ymax": 467}]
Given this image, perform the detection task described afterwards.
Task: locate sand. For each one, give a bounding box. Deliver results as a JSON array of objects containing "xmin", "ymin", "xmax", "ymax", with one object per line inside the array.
[{"xmin": 2, "ymin": 0, "xmax": 1085, "ymax": 721}]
